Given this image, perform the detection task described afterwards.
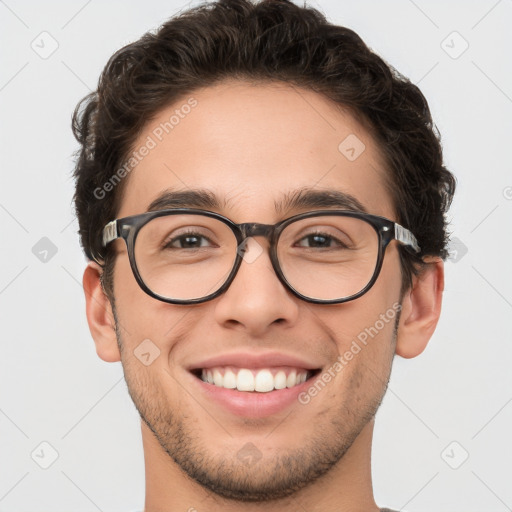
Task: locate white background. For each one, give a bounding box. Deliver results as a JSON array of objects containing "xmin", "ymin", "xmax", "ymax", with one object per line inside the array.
[{"xmin": 0, "ymin": 1, "xmax": 511, "ymax": 511}]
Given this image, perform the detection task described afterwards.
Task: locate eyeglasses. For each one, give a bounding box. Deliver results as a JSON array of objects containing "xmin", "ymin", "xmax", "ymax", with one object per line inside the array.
[{"xmin": 101, "ymin": 208, "xmax": 421, "ymax": 305}]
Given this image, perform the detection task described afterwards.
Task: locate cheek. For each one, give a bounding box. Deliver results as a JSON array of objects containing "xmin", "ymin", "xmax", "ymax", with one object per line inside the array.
[
  {"xmin": 326, "ymin": 300, "xmax": 399, "ymax": 361},
  {"xmin": 112, "ymin": 255, "xmax": 187, "ymax": 351},
  {"xmin": 113, "ymin": 256, "xmax": 154, "ymax": 331},
  {"xmin": 311, "ymin": 252, "xmax": 403, "ymax": 377},
  {"xmin": 112, "ymin": 255, "xmax": 215, "ymax": 381}
]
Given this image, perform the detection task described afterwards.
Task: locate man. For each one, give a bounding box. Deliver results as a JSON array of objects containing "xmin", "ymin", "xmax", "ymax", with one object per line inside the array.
[{"xmin": 72, "ymin": 0, "xmax": 455, "ymax": 510}]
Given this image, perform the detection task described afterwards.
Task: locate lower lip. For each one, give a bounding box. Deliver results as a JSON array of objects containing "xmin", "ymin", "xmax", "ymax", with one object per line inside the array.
[{"xmin": 189, "ymin": 372, "xmax": 316, "ymax": 418}]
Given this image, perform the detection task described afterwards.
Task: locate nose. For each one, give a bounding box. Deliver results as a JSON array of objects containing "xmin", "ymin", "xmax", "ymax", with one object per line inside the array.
[{"xmin": 213, "ymin": 237, "xmax": 300, "ymax": 336}]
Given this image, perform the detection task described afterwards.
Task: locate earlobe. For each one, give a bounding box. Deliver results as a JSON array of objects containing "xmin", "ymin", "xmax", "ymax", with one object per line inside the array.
[
  {"xmin": 83, "ymin": 261, "xmax": 121, "ymax": 363},
  {"xmin": 395, "ymin": 258, "xmax": 444, "ymax": 359}
]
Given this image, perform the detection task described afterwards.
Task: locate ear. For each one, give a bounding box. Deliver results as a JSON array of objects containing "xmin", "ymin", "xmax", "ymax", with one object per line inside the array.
[
  {"xmin": 83, "ymin": 261, "xmax": 121, "ymax": 363},
  {"xmin": 395, "ymin": 257, "xmax": 444, "ymax": 359}
]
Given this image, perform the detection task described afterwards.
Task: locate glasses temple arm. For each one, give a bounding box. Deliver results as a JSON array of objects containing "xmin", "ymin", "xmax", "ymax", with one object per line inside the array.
[
  {"xmin": 102, "ymin": 220, "xmax": 119, "ymax": 247},
  {"xmin": 394, "ymin": 223, "xmax": 421, "ymax": 253}
]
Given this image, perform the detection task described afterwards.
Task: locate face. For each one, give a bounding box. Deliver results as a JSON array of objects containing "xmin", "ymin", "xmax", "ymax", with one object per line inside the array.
[{"xmin": 109, "ymin": 80, "xmax": 404, "ymax": 501}]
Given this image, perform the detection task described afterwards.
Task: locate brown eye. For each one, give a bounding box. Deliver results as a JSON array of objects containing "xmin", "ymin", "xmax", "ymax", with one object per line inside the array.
[
  {"xmin": 163, "ymin": 232, "xmax": 214, "ymax": 249},
  {"xmin": 295, "ymin": 232, "xmax": 347, "ymax": 249}
]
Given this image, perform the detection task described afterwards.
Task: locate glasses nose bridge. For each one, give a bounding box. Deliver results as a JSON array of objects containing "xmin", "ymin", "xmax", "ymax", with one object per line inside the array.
[{"xmin": 238, "ymin": 222, "xmax": 275, "ymax": 242}]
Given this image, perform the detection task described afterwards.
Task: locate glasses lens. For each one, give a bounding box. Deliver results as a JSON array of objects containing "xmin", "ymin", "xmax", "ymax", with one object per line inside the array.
[
  {"xmin": 277, "ymin": 215, "xmax": 379, "ymax": 301},
  {"xmin": 134, "ymin": 214, "xmax": 238, "ymax": 301}
]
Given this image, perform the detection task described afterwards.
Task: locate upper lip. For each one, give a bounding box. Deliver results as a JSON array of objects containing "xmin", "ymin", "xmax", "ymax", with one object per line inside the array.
[{"xmin": 187, "ymin": 351, "xmax": 322, "ymax": 371}]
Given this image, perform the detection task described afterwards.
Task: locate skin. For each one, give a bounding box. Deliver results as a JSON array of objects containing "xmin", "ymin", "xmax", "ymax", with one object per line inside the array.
[{"xmin": 83, "ymin": 80, "xmax": 444, "ymax": 512}]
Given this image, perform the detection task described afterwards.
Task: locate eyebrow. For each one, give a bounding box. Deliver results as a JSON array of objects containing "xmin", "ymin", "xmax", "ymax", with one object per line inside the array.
[{"xmin": 146, "ymin": 187, "xmax": 368, "ymax": 215}]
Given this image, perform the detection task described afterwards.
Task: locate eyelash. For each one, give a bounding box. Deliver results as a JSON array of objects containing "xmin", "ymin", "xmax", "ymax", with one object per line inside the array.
[
  {"xmin": 294, "ymin": 231, "xmax": 347, "ymax": 249},
  {"xmin": 163, "ymin": 230, "xmax": 347, "ymax": 250},
  {"xmin": 163, "ymin": 230, "xmax": 215, "ymax": 249}
]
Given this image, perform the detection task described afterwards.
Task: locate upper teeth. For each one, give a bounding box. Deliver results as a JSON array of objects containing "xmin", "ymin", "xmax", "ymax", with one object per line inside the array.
[{"xmin": 200, "ymin": 367, "xmax": 310, "ymax": 392}]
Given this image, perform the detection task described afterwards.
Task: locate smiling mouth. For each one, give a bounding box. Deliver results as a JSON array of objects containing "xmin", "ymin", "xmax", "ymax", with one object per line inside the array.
[{"xmin": 191, "ymin": 366, "xmax": 321, "ymax": 393}]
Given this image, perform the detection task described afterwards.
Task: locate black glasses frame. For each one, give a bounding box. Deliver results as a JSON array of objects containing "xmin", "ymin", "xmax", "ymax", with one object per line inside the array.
[{"xmin": 101, "ymin": 208, "xmax": 421, "ymax": 305}]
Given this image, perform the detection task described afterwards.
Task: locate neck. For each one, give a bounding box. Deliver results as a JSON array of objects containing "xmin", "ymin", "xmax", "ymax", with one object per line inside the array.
[{"xmin": 141, "ymin": 418, "xmax": 380, "ymax": 512}]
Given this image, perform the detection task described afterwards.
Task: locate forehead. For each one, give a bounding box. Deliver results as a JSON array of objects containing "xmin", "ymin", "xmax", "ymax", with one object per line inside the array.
[{"xmin": 117, "ymin": 80, "xmax": 394, "ymax": 221}]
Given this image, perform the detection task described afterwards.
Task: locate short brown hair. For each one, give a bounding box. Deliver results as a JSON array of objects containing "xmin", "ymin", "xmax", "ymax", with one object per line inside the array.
[{"xmin": 72, "ymin": 0, "xmax": 456, "ymax": 298}]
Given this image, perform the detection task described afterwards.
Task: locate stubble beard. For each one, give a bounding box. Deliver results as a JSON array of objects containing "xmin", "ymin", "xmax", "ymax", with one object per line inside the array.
[{"xmin": 112, "ymin": 302, "xmax": 399, "ymax": 503}]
